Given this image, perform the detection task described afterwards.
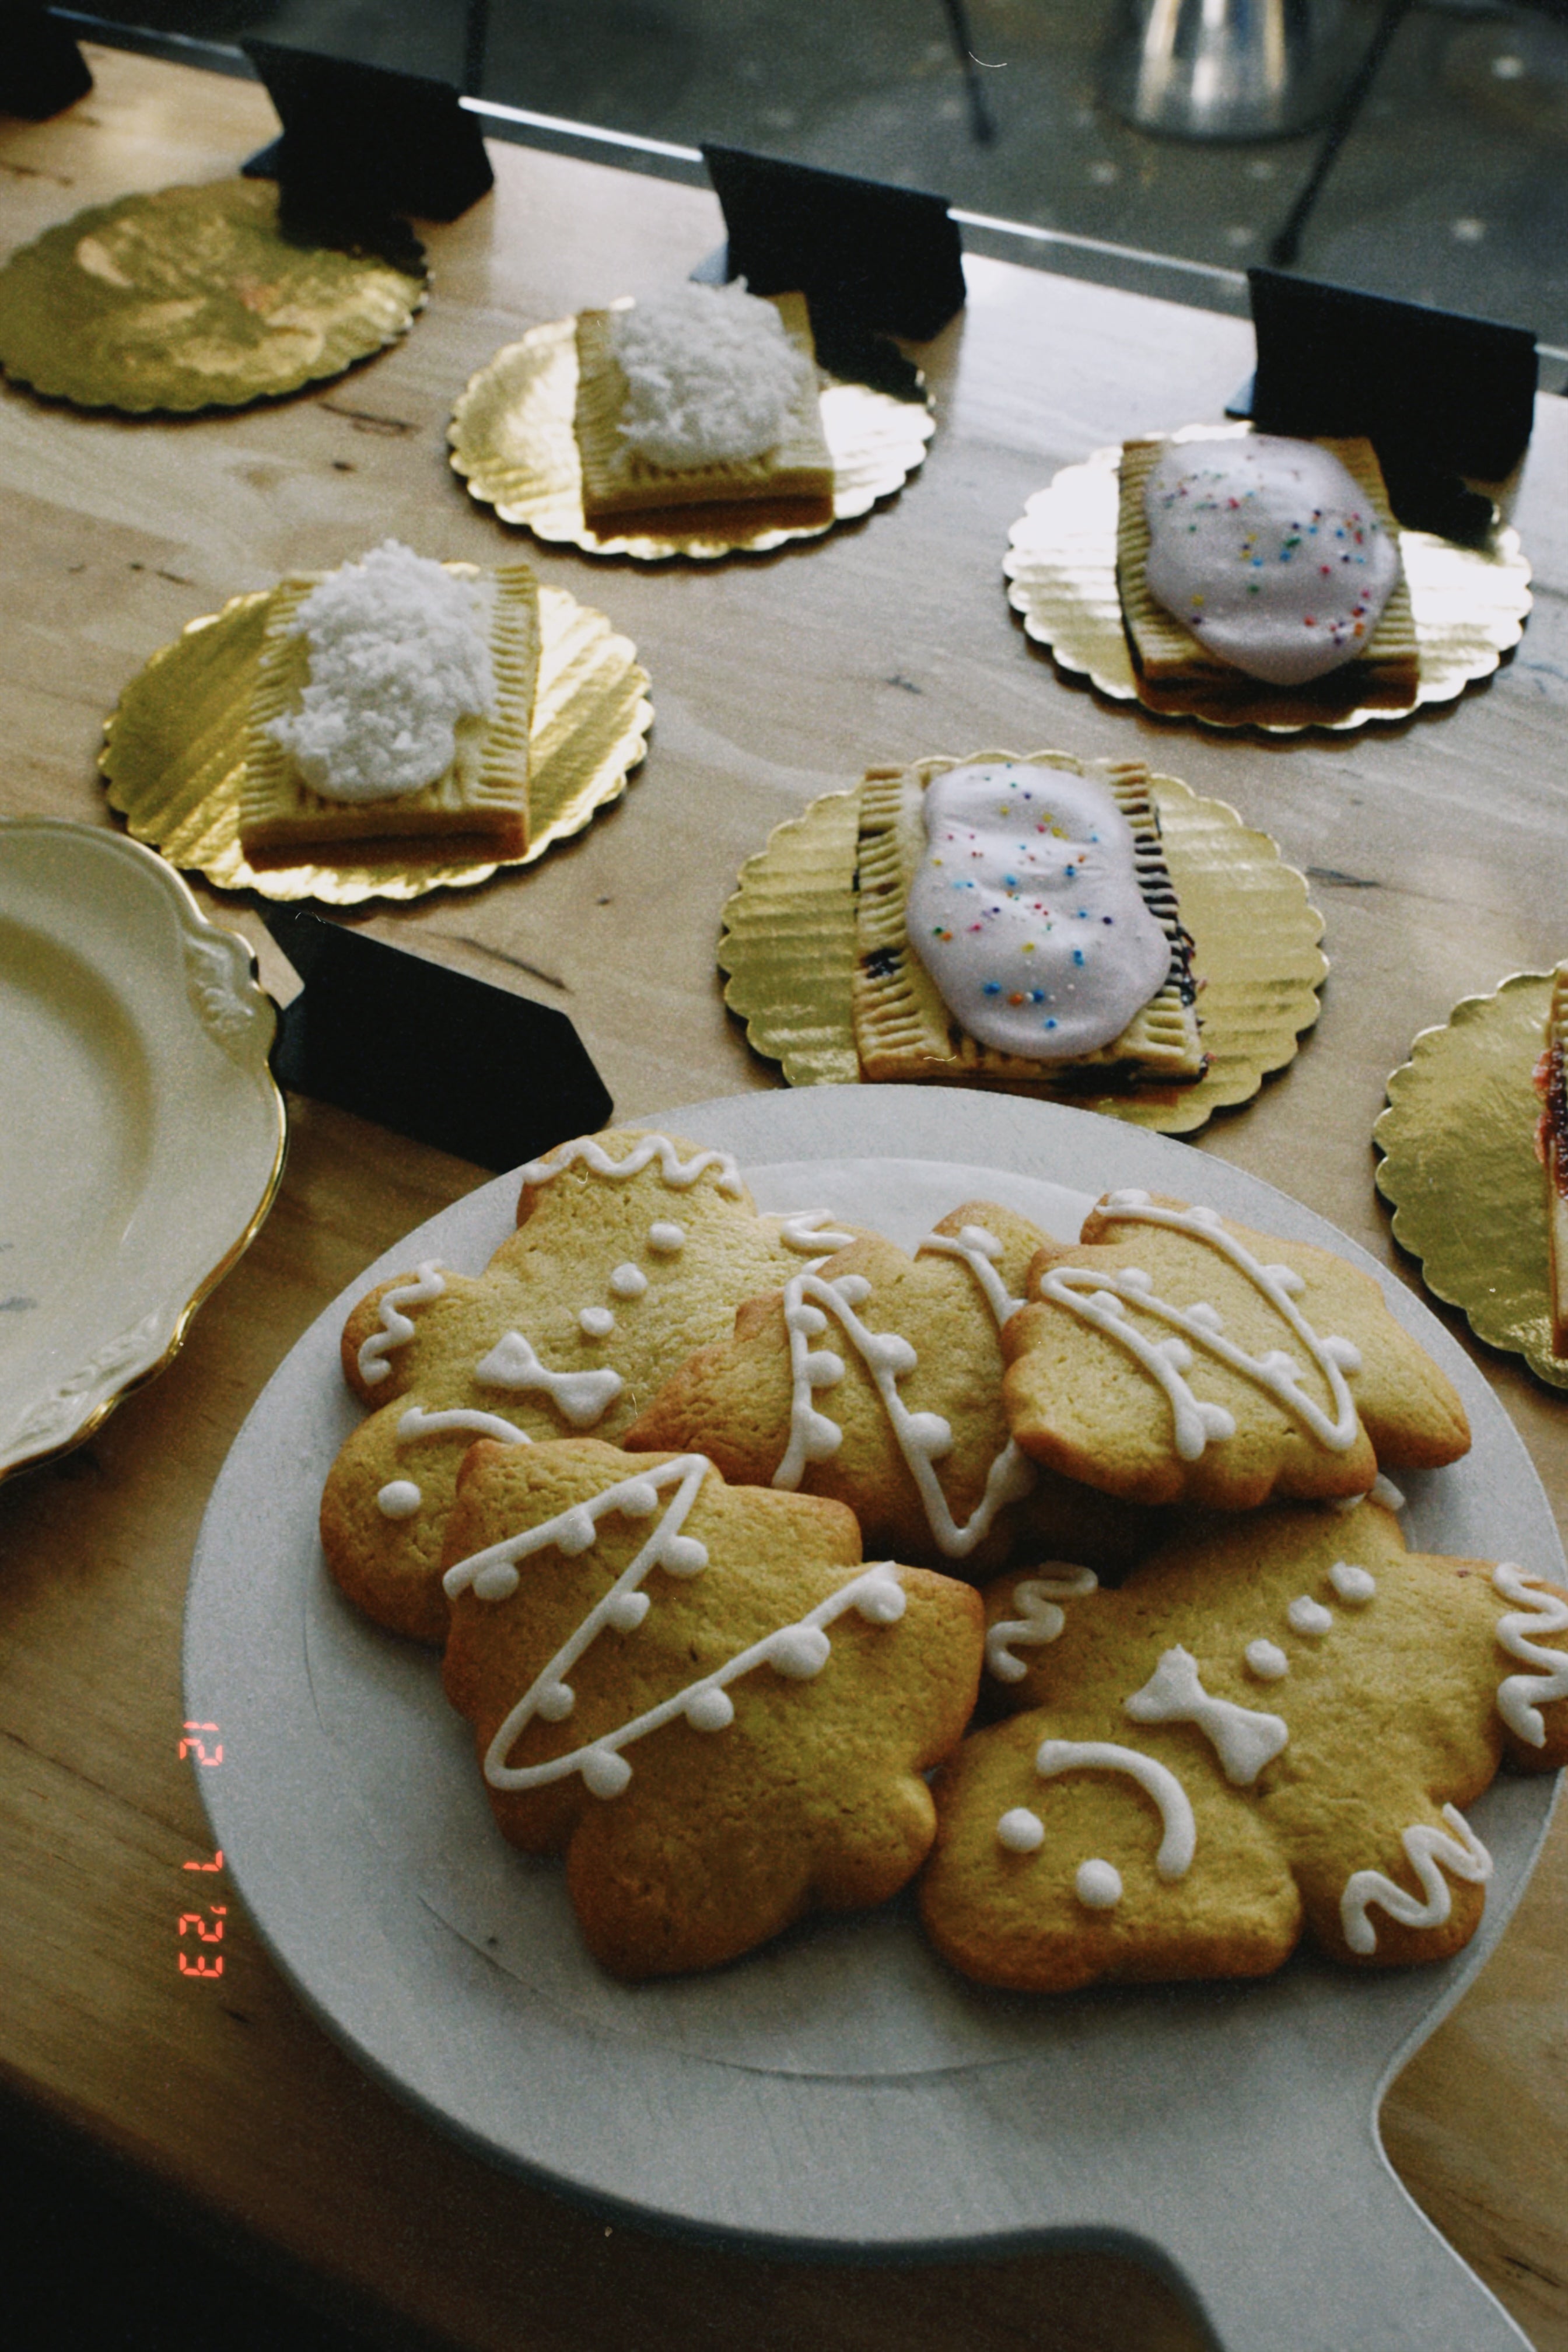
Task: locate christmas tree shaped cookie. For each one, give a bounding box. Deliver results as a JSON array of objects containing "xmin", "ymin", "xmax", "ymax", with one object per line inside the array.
[
  {"xmin": 625, "ymin": 1203, "xmax": 1158, "ymax": 1577},
  {"xmin": 1002, "ymin": 1189, "xmax": 1470, "ymax": 1510},
  {"xmin": 441, "ymin": 1439, "xmax": 985, "ymax": 1977}
]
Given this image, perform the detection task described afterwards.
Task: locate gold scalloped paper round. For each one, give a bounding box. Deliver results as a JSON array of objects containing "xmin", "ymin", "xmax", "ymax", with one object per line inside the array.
[
  {"xmin": 1004, "ymin": 426, "xmax": 1532, "ymax": 735},
  {"xmin": 0, "ymin": 180, "xmax": 428, "ymax": 414},
  {"xmin": 100, "ymin": 582, "xmax": 652, "ymax": 905},
  {"xmin": 449, "ymin": 314, "xmax": 935, "ymax": 559},
  {"xmin": 719, "ymin": 767, "xmax": 1326, "ymax": 1135},
  {"xmin": 1376, "ymin": 972, "xmax": 1568, "ymax": 1390}
]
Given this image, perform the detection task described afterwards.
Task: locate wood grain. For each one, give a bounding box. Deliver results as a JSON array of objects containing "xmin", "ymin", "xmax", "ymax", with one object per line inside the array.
[{"xmin": 1, "ymin": 40, "xmax": 1564, "ymax": 2352}]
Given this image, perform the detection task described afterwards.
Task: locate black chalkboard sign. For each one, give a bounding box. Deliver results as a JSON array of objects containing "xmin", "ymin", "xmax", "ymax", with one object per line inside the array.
[
  {"xmin": 1, "ymin": 4, "xmax": 92, "ymax": 120},
  {"xmin": 242, "ymin": 38, "xmax": 493, "ymax": 227}
]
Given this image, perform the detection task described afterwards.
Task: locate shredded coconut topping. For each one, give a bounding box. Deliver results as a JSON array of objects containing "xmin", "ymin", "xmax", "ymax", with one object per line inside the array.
[
  {"xmin": 609, "ymin": 281, "xmax": 813, "ymax": 469},
  {"xmin": 268, "ymin": 539, "xmax": 495, "ymax": 804}
]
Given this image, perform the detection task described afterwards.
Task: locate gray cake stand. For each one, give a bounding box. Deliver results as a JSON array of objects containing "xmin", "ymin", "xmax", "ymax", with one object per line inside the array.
[{"xmin": 184, "ymin": 1087, "xmax": 1561, "ymax": 2352}]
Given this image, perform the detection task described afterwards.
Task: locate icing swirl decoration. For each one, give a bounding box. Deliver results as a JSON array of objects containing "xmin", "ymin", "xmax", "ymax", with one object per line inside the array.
[
  {"xmin": 985, "ymin": 1568, "xmax": 1100, "ymax": 1683},
  {"xmin": 442, "ymin": 1454, "xmax": 908, "ymax": 1796},
  {"xmin": 1492, "ymin": 1564, "xmax": 1568, "ymax": 1746},
  {"xmin": 357, "ymin": 1263, "xmax": 446, "ymax": 1386},
  {"xmin": 1143, "ymin": 436, "xmax": 1399, "ymax": 687},
  {"xmin": 905, "ymin": 762, "xmax": 1172, "ymax": 1060},
  {"xmin": 1036, "ymin": 1194, "xmax": 1361, "ymax": 1462},
  {"xmin": 517, "ymin": 1133, "xmax": 745, "ymax": 1198}
]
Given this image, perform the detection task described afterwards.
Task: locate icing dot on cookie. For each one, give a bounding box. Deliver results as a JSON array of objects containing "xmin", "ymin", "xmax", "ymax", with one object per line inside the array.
[
  {"xmin": 1245, "ymin": 1639, "xmax": 1289, "ymax": 1681},
  {"xmin": 608, "ymin": 1263, "xmax": 648, "ymax": 1299},
  {"xmin": 1075, "ymin": 1859, "xmax": 1124, "ymax": 1909},
  {"xmin": 685, "ymin": 1686, "xmax": 735, "ymax": 1732},
  {"xmin": 852, "ymin": 1571, "xmax": 907, "ymax": 1625},
  {"xmin": 606, "ymin": 1588, "xmax": 651, "ymax": 1633},
  {"xmin": 661, "ymin": 1534, "xmax": 708, "ymax": 1576},
  {"xmin": 620, "ymin": 1479, "xmax": 660, "ymax": 1517},
  {"xmin": 536, "ymin": 1679, "xmax": 575, "ymax": 1720},
  {"xmin": 557, "ymin": 1507, "xmax": 598, "ymax": 1556},
  {"xmin": 579, "ymin": 1306, "xmax": 615, "ymax": 1339},
  {"xmin": 1329, "ymin": 1560, "xmax": 1377, "ymax": 1603},
  {"xmin": 376, "ymin": 1478, "xmax": 422, "ymax": 1519},
  {"xmin": 769, "ymin": 1623, "xmax": 832, "ymax": 1678},
  {"xmin": 473, "ymin": 1560, "xmax": 521, "ymax": 1602},
  {"xmin": 1287, "ymin": 1595, "xmax": 1334, "ymax": 1636},
  {"xmin": 648, "ymin": 1220, "xmax": 685, "ymax": 1255},
  {"xmin": 1370, "ymin": 1473, "xmax": 1405, "ymax": 1511},
  {"xmin": 997, "ymin": 1807, "xmax": 1045, "ymax": 1853},
  {"xmin": 581, "ymin": 1746, "xmax": 632, "ymax": 1798}
]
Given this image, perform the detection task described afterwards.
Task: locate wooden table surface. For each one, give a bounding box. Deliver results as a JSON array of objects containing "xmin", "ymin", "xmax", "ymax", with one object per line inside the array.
[{"xmin": 2, "ymin": 41, "xmax": 1566, "ymax": 2352}]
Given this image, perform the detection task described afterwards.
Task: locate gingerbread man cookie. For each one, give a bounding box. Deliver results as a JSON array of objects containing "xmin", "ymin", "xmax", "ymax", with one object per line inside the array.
[
  {"xmin": 321, "ymin": 1128, "xmax": 864, "ymax": 1640},
  {"xmin": 1001, "ymin": 1189, "xmax": 1470, "ymax": 1510},
  {"xmin": 624, "ymin": 1203, "xmax": 1158, "ymax": 1576},
  {"xmin": 440, "ymin": 1439, "xmax": 985, "ymax": 1977},
  {"xmin": 919, "ymin": 1499, "xmax": 1568, "ymax": 1991}
]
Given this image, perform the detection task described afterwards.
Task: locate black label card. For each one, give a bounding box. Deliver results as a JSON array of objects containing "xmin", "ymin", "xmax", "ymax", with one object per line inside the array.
[
  {"xmin": 701, "ymin": 144, "xmax": 965, "ymax": 345},
  {"xmin": 241, "ymin": 38, "xmax": 493, "ymax": 228},
  {"xmin": 265, "ymin": 911, "xmax": 612, "ymax": 1174},
  {"xmin": 1248, "ymin": 267, "xmax": 1537, "ymax": 495},
  {"xmin": 1, "ymin": 4, "xmax": 92, "ymax": 120}
]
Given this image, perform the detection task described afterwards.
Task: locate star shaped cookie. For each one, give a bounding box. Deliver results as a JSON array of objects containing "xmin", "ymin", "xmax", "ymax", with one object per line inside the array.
[
  {"xmin": 440, "ymin": 1438, "xmax": 985, "ymax": 1977},
  {"xmin": 919, "ymin": 1499, "xmax": 1568, "ymax": 1991},
  {"xmin": 1001, "ymin": 1189, "xmax": 1470, "ymax": 1510}
]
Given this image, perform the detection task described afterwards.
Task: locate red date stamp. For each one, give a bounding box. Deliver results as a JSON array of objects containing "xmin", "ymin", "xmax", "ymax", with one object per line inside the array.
[{"xmin": 179, "ymin": 1721, "xmax": 226, "ymax": 1978}]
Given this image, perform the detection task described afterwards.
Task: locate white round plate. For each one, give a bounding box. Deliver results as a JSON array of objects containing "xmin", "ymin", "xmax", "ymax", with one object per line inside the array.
[
  {"xmin": 185, "ymin": 1087, "xmax": 1558, "ymax": 2351},
  {"xmin": 1, "ymin": 818, "xmax": 284, "ymax": 1478}
]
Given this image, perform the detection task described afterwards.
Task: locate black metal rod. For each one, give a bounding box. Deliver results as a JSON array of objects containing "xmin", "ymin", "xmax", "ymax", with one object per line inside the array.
[
  {"xmin": 937, "ymin": 0, "xmax": 998, "ymax": 146},
  {"xmin": 1269, "ymin": 0, "xmax": 1413, "ymax": 267}
]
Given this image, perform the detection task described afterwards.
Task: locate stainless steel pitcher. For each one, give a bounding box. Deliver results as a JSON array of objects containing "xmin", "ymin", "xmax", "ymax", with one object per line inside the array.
[{"xmin": 1101, "ymin": 0, "xmax": 1373, "ymax": 139}]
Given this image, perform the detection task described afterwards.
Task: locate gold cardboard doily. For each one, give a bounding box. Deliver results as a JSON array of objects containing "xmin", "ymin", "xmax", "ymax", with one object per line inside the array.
[
  {"xmin": 1376, "ymin": 972, "xmax": 1568, "ymax": 1389},
  {"xmin": 101, "ymin": 580, "xmax": 652, "ymax": 904},
  {"xmin": 1004, "ymin": 425, "xmax": 1532, "ymax": 734},
  {"xmin": 0, "ymin": 180, "xmax": 426, "ymax": 412},
  {"xmin": 449, "ymin": 314, "xmax": 935, "ymax": 559},
  {"xmin": 719, "ymin": 765, "xmax": 1326, "ymax": 1134}
]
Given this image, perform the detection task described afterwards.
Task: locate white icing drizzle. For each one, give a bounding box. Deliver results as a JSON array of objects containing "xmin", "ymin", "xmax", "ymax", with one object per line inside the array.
[
  {"xmin": 986, "ymin": 1567, "xmax": 1101, "ymax": 1682},
  {"xmin": 774, "ymin": 1267, "xmax": 1035, "ymax": 1558},
  {"xmin": 1339, "ymin": 1804, "xmax": 1492, "ymax": 1956},
  {"xmin": 376, "ymin": 1479, "xmax": 422, "ymax": 1519},
  {"xmin": 1287, "ymin": 1595, "xmax": 1334, "ymax": 1636},
  {"xmin": 918, "ymin": 1223, "xmax": 1026, "ymax": 1326},
  {"xmin": 1492, "ymin": 1563, "xmax": 1568, "ymax": 1747},
  {"xmin": 475, "ymin": 1331, "xmax": 624, "ymax": 1427},
  {"xmin": 1245, "ymin": 1639, "xmax": 1289, "ymax": 1682},
  {"xmin": 442, "ymin": 1453, "xmax": 908, "ymax": 1796},
  {"xmin": 580, "ymin": 1307, "xmax": 615, "ymax": 1339},
  {"xmin": 1031, "ymin": 1737, "xmax": 1197, "ymax": 1880},
  {"xmin": 1329, "ymin": 1560, "xmax": 1376, "ymax": 1603},
  {"xmin": 1076, "ymin": 1859, "xmax": 1124, "ymax": 1909},
  {"xmin": 774, "ymin": 1209, "xmax": 858, "ymax": 1255},
  {"xmin": 1035, "ymin": 1193, "xmax": 1361, "ymax": 1464},
  {"xmin": 356, "ymin": 1262, "xmax": 446, "ymax": 1386},
  {"xmin": 608, "ymin": 1264, "xmax": 648, "ymax": 1300},
  {"xmin": 397, "ymin": 1404, "xmax": 531, "ymax": 1447},
  {"xmin": 1122, "ymin": 1645, "xmax": 1289, "ymax": 1786},
  {"xmin": 1329, "ymin": 1475, "xmax": 1405, "ymax": 1516},
  {"xmin": 518, "ymin": 1133, "xmax": 744, "ymax": 1198},
  {"xmin": 998, "ymin": 1807, "xmax": 1045, "ymax": 1853}
]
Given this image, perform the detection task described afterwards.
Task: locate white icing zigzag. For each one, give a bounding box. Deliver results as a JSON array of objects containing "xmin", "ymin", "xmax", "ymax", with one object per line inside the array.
[
  {"xmin": 774, "ymin": 1248, "xmax": 1035, "ymax": 1558},
  {"xmin": 1339, "ymin": 1805, "xmax": 1492, "ymax": 1956},
  {"xmin": 986, "ymin": 1568, "xmax": 1100, "ymax": 1682},
  {"xmin": 357, "ymin": 1262, "xmax": 446, "ymax": 1386},
  {"xmin": 518, "ymin": 1133, "xmax": 745, "ymax": 1197},
  {"xmin": 1035, "ymin": 1192, "xmax": 1362, "ymax": 1462},
  {"xmin": 1493, "ymin": 1564, "xmax": 1568, "ymax": 1747},
  {"xmin": 1123, "ymin": 1646, "xmax": 1289, "ymax": 1786},
  {"xmin": 443, "ymin": 1454, "xmax": 908, "ymax": 1798}
]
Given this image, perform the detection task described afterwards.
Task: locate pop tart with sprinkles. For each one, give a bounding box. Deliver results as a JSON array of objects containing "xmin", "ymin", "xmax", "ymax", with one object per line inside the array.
[{"xmin": 852, "ymin": 749, "xmax": 1204, "ymax": 1093}]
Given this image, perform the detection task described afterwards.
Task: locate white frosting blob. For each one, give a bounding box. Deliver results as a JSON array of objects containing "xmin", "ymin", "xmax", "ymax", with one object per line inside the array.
[
  {"xmin": 1144, "ymin": 436, "xmax": 1399, "ymax": 686},
  {"xmin": 1075, "ymin": 1859, "xmax": 1124, "ymax": 1909},
  {"xmin": 609, "ymin": 280, "xmax": 813, "ymax": 468},
  {"xmin": 905, "ymin": 762, "xmax": 1172, "ymax": 1059}
]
